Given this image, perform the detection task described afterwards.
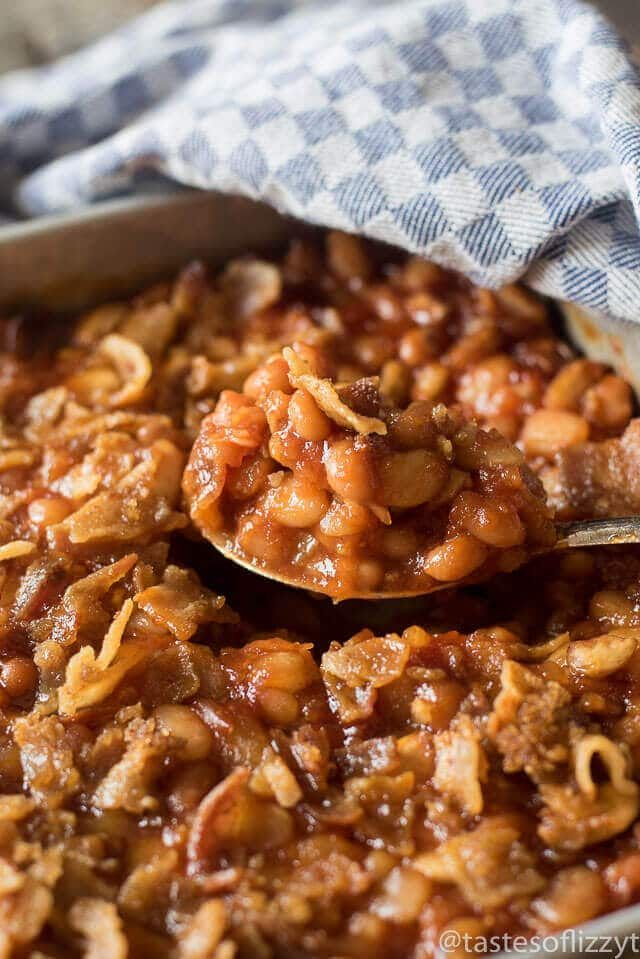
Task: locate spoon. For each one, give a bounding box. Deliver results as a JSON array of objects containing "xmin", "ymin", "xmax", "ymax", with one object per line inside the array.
[{"xmin": 208, "ymin": 515, "xmax": 640, "ymax": 602}]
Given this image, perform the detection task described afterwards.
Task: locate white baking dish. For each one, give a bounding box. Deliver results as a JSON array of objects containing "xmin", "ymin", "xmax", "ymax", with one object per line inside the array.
[{"xmin": 0, "ymin": 189, "xmax": 639, "ymax": 958}]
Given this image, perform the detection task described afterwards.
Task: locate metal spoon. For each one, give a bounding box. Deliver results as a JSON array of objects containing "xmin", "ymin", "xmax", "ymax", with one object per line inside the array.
[
  {"xmin": 207, "ymin": 515, "xmax": 640, "ymax": 602},
  {"xmin": 554, "ymin": 516, "xmax": 640, "ymax": 549}
]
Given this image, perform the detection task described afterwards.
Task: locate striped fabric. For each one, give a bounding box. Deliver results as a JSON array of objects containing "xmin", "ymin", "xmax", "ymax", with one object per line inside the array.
[{"xmin": 1, "ymin": 0, "xmax": 640, "ymax": 320}]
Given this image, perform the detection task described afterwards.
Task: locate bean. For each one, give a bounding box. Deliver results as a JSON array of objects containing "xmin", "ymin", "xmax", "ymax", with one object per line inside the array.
[
  {"xmin": 532, "ymin": 866, "xmax": 606, "ymax": 929},
  {"xmin": 450, "ymin": 491, "xmax": 525, "ymax": 548},
  {"xmin": 444, "ymin": 322, "xmax": 499, "ymax": 369},
  {"xmin": 269, "ymin": 476, "xmax": 329, "ymax": 528},
  {"xmin": 380, "ymin": 450, "xmax": 448, "ymax": 508},
  {"xmin": 287, "ymin": 389, "xmax": 332, "ymax": 441},
  {"xmin": 153, "ymin": 704, "xmax": 214, "ymax": 762},
  {"xmin": 259, "ymin": 687, "xmax": 299, "ymax": 725},
  {"xmin": 386, "ymin": 402, "xmax": 437, "ymax": 450},
  {"xmin": 495, "ymin": 283, "xmax": 547, "ymax": 322},
  {"xmin": 404, "ymin": 292, "xmax": 448, "ymax": 326},
  {"xmin": 357, "ymin": 560, "xmax": 384, "ymax": 592},
  {"xmin": 259, "ymin": 650, "xmax": 316, "ymax": 692},
  {"xmin": 1, "ymin": 656, "xmax": 38, "ymax": 699},
  {"xmin": 324, "ymin": 439, "xmax": 376, "ymax": 504},
  {"xmin": 399, "ymin": 329, "xmax": 434, "ymax": 367},
  {"xmin": 411, "ymin": 679, "xmax": 465, "ymax": 731},
  {"xmin": 446, "ymin": 318, "xmax": 500, "ymax": 370},
  {"xmin": 457, "ymin": 354, "xmax": 516, "ymax": 408},
  {"xmin": 28, "ymin": 496, "xmax": 73, "ymax": 529},
  {"xmin": 319, "ymin": 499, "xmax": 374, "ymax": 537},
  {"xmin": 413, "ymin": 362, "xmax": 449, "ymax": 401},
  {"xmin": 237, "ymin": 517, "xmax": 291, "ymax": 563},
  {"xmin": 326, "ymin": 231, "xmax": 371, "ymax": 284},
  {"xmin": 521, "ymin": 409, "xmax": 589, "ymax": 458},
  {"xmin": 372, "ymin": 866, "xmax": 432, "ymax": 922},
  {"xmin": 605, "ymin": 853, "xmax": 640, "ymax": 905},
  {"xmin": 353, "ymin": 335, "xmax": 393, "ymax": 371},
  {"xmin": 438, "ymin": 918, "xmax": 486, "ymax": 959},
  {"xmin": 583, "ymin": 375, "xmax": 632, "ymax": 431},
  {"xmin": 567, "ymin": 630, "xmax": 638, "ymax": 678},
  {"xmin": 226, "ymin": 453, "xmax": 273, "ymax": 500},
  {"xmin": 483, "ymin": 413, "xmax": 520, "ymax": 441},
  {"xmin": 379, "ymin": 360, "xmax": 411, "ymax": 406},
  {"xmin": 367, "ymin": 284, "xmax": 404, "ymax": 323},
  {"xmin": 166, "ymin": 762, "xmax": 217, "ymax": 816},
  {"xmin": 543, "ymin": 359, "xmax": 603, "ymax": 411},
  {"xmin": 381, "ymin": 527, "xmax": 418, "ymax": 559},
  {"xmin": 589, "ymin": 590, "xmax": 635, "ymax": 627},
  {"xmin": 264, "ymin": 389, "xmax": 292, "ymax": 434},
  {"xmin": 400, "ymin": 257, "xmax": 444, "ymax": 292},
  {"xmin": 244, "ymin": 357, "xmax": 291, "ymax": 400},
  {"xmin": 424, "ymin": 533, "xmax": 488, "ymax": 582}
]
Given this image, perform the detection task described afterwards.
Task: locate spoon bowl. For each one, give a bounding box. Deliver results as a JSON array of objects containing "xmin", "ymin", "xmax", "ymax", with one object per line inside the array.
[{"xmin": 207, "ymin": 516, "xmax": 640, "ymax": 602}]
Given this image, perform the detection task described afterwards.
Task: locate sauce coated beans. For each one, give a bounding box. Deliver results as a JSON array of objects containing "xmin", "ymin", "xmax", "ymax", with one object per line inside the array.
[{"xmin": 184, "ymin": 345, "xmax": 555, "ymax": 598}]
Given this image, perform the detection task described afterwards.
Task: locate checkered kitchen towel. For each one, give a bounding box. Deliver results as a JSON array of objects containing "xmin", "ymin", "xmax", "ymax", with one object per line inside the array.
[{"xmin": 1, "ymin": 0, "xmax": 640, "ymax": 322}]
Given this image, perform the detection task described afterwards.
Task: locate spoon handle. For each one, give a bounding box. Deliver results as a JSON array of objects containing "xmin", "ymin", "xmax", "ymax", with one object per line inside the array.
[{"xmin": 554, "ymin": 516, "xmax": 640, "ymax": 549}]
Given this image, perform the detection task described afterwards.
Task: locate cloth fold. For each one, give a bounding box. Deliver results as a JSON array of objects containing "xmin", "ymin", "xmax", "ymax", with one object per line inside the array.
[{"xmin": 1, "ymin": 0, "xmax": 640, "ymax": 321}]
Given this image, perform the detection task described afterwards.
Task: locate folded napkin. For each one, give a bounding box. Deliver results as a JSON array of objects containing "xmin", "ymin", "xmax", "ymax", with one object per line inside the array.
[{"xmin": 1, "ymin": 0, "xmax": 640, "ymax": 322}]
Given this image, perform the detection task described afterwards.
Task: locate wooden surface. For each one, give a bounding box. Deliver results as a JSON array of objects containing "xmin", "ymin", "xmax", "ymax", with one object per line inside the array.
[{"xmin": 0, "ymin": 1, "xmax": 162, "ymax": 71}]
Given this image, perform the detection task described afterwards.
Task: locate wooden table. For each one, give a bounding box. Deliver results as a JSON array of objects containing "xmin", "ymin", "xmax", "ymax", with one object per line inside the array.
[{"xmin": 0, "ymin": 0, "xmax": 162, "ymax": 71}]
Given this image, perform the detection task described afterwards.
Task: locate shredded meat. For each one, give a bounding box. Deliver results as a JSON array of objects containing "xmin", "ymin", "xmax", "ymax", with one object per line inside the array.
[
  {"xmin": 92, "ymin": 716, "xmax": 176, "ymax": 814},
  {"xmin": 414, "ymin": 818, "xmax": 545, "ymax": 910},
  {"xmin": 488, "ymin": 660, "xmax": 571, "ymax": 780},
  {"xmin": 543, "ymin": 420, "xmax": 640, "ymax": 518}
]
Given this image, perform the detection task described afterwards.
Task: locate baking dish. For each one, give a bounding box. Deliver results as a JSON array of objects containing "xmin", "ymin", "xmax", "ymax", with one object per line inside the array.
[
  {"xmin": 1, "ymin": 189, "xmax": 640, "ymax": 957},
  {"xmin": 1, "ymin": 189, "xmax": 636, "ymax": 391}
]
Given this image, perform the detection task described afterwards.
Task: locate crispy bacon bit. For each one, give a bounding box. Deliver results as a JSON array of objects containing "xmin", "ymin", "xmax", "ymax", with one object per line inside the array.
[
  {"xmin": 178, "ymin": 899, "xmax": 229, "ymax": 959},
  {"xmin": 14, "ymin": 715, "xmax": 80, "ymax": 808},
  {"xmin": 0, "ymin": 541, "xmax": 35, "ymax": 562},
  {"xmin": 284, "ymin": 346, "xmax": 387, "ymax": 435},
  {"xmin": 187, "ymin": 767, "xmax": 294, "ymax": 873},
  {"xmin": 573, "ymin": 734, "xmax": 638, "ymax": 802},
  {"xmin": 32, "ymin": 553, "xmax": 137, "ymax": 649},
  {"xmin": 92, "ymin": 717, "xmax": 175, "ymax": 814},
  {"xmin": 433, "ymin": 716, "xmax": 488, "ymax": 816},
  {"xmin": 69, "ymin": 898, "xmax": 128, "ymax": 959},
  {"xmin": 250, "ymin": 748, "xmax": 303, "ymax": 808},
  {"xmin": 58, "ymin": 599, "xmax": 137, "ymax": 715},
  {"xmin": 0, "ymin": 877, "xmax": 54, "ymax": 958},
  {"xmin": 322, "ymin": 632, "xmax": 412, "ymax": 689},
  {"xmin": 220, "ymin": 258, "xmax": 282, "ymax": 319},
  {"xmin": 136, "ymin": 566, "xmax": 233, "ymax": 642},
  {"xmin": 187, "ymin": 767, "xmax": 251, "ymax": 871},
  {"xmin": 539, "ymin": 783, "xmax": 640, "ymax": 852},
  {"xmin": 50, "ymin": 439, "xmax": 186, "ymax": 548},
  {"xmin": 322, "ymin": 632, "xmax": 413, "ymax": 725},
  {"xmin": 182, "ymin": 392, "xmax": 268, "ymax": 531},
  {"xmin": 567, "ymin": 629, "xmax": 639, "ymax": 678},
  {"xmin": 488, "ymin": 660, "xmax": 571, "ymax": 780},
  {"xmin": 414, "ymin": 819, "xmax": 545, "ymax": 909},
  {"xmin": 98, "ymin": 333, "xmax": 153, "ymax": 408}
]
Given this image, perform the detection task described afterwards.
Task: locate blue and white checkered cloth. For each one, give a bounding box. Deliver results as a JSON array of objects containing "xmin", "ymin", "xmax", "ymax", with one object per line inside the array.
[{"xmin": 1, "ymin": 0, "xmax": 640, "ymax": 321}]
